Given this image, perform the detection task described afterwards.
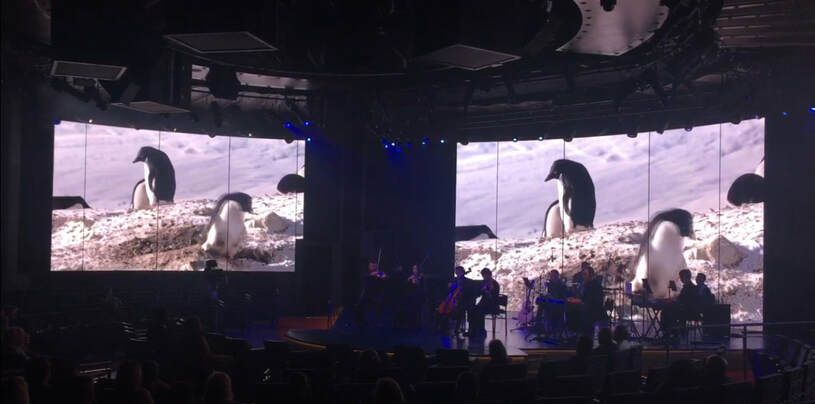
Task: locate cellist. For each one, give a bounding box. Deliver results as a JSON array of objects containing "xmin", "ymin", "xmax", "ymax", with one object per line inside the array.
[{"xmin": 437, "ymin": 266, "xmax": 475, "ymax": 337}]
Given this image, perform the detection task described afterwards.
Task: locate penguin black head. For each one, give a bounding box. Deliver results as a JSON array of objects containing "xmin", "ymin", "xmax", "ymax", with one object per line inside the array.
[
  {"xmin": 132, "ymin": 146, "xmax": 161, "ymax": 163},
  {"xmin": 727, "ymin": 173, "xmax": 765, "ymax": 206},
  {"xmin": 220, "ymin": 192, "xmax": 253, "ymax": 214},
  {"xmin": 545, "ymin": 159, "xmax": 586, "ymax": 182},
  {"xmin": 652, "ymin": 209, "xmax": 694, "ymax": 238}
]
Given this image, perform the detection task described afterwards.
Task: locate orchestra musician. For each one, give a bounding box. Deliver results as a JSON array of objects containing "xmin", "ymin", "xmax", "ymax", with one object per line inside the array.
[
  {"xmin": 437, "ymin": 266, "xmax": 476, "ymax": 337},
  {"xmin": 540, "ymin": 269, "xmax": 569, "ymax": 334},
  {"xmin": 356, "ymin": 259, "xmax": 388, "ymax": 327},
  {"xmin": 404, "ymin": 264, "xmax": 425, "ymax": 329},
  {"xmin": 566, "ymin": 263, "xmax": 607, "ymax": 335},
  {"xmin": 468, "ymin": 268, "xmax": 501, "ymax": 338}
]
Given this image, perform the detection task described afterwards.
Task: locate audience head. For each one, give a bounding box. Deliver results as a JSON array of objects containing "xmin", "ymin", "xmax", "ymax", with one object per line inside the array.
[
  {"xmin": 203, "ymin": 371, "xmax": 234, "ymax": 404},
  {"xmin": 2, "ymin": 376, "xmax": 29, "ymax": 404},
  {"xmin": 25, "ymin": 357, "xmax": 51, "ymax": 386},
  {"xmin": 117, "ymin": 360, "xmax": 143, "ymax": 392},
  {"xmin": 368, "ymin": 260, "xmax": 379, "ymax": 273},
  {"xmin": 696, "ymin": 272, "xmax": 707, "ymax": 285},
  {"xmin": 65, "ymin": 376, "xmax": 95, "ymax": 404},
  {"xmin": 487, "ymin": 339, "xmax": 508, "ymax": 364},
  {"xmin": 547, "ymin": 270, "xmax": 560, "ymax": 283},
  {"xmin": 613, "ymin": 325, "xmax": 630, "ymax": 344},
  {"xmin": 576, "ymin": 335, "xmax": 593, "ymax": 358},
  {"xmin": 597, "ymin": 327, "xmax": 614, "ymax": 347},
  {"xmin": 141, "ymin": 360, "xmax": 159, "ymax": 386},
  {"xmin": 679, "ymin": 269, "xmax": 693, "ymax": 284},
  {"xmin": 455, "ymin": 371, "xmax": 479, "ymax": 402},
  {"xmin": 372, "ymin": 377, "xmax": 404, "ymax": 404},
  {"xmin": 703, "ymin": 355, "xmax": 728, "ymax": 384}
]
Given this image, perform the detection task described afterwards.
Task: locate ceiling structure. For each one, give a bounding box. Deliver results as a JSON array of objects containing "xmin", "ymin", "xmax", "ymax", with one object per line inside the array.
[{"xmin": 3, "ymin": 0, "xmax": 814, "ymax": 141}]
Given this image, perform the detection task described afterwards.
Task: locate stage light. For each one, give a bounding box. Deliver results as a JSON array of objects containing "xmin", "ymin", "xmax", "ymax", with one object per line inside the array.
[
  {"xmin": 304, "ymin": 120, "xmax": 311, "ymax": 127},
  {"xmin": 88, "ymin": 118, "xmax": 93, "ymax": 123},
  {"xmin": 564, "ymin": 136, "xmax": 573, "ymax": 142},
  {"xmin": 285, "ymin": 136, "xmax": 294, "ymax": 144},
  {"xmin": 627, "ymin": 132, "xmax": 637, "ymax": 138},
  {"xmin": 684, "ymin": 126, "xmax": 692, "ymax": 132},
  {"xmin": 782, "ymin": 111, "xmax": 789, "ymax": 117},
  {"xmin": 422, "ymin": 138, "xmax": 430, "ymax": 146},
  {"xmin": 391, "ymin": 141, "xmax": 396, "ymax": 147},
  {"xmin": 208, "ymin": 133, "xmax": 216, "ymax": 138},
  {"xmin": 512, "ymin": 137, "xmax": 518, "ymax": 142},
  {"xmin": 284, "ymin": 121, "xmax": 293, "ymax": 129},
  {"xmin": 306, "ymin": 137, "xmax": 312, "ymax": 142},
  {"xmin": 808, "ymin": 106, "xmax": 814, "ymax": 113},
  {"xmin": 173, "ymin": 128, "xmax": 178, "ymax": 132},
  {"xmin": 384, "ymin": 143, "xmax": 390, "ymax": 149},
  {"xmin": 248, "ymin": 132, "xmax": 253, "ymax": 137},
  {"xmin": 440, "ymin": 139, "xmax": 446, "ymax": 144},
  {"xmin": 538, "ymin": 136, "xmax": 544, "ymax": 141}
]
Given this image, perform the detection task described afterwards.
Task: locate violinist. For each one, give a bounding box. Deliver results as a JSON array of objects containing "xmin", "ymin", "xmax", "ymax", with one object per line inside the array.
[
  {"xmin": 404, "ymin": 264, "xmax": 425, "ymax": 329},
  {"xmin": 356, "ymin": 260, "xmax": 388, "ymax": 328}
]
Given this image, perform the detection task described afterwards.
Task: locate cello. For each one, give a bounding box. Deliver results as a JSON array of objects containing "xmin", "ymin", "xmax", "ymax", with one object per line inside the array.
[{"xmin": 437, "ymin": 268, "xmax": 470, "ymax": 315}]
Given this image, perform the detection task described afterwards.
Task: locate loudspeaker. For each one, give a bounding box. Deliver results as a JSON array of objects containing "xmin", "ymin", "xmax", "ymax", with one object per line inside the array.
[{"xmin": 702, "ymin": 304, "xmax": 731, "ymax": 338}]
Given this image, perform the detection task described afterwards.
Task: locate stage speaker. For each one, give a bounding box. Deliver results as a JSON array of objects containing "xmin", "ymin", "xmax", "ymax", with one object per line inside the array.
[{"xmin": 702, "ymin": 304, "xmax": 731, "ymax": 339}]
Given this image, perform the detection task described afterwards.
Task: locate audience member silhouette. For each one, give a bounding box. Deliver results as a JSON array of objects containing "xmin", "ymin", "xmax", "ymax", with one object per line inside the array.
[
  {"xmin": 454, "ymin": 371, "xmax": 479, "ymax": 404},
  {"xmin": 593, "ymin": 327, "xmax": 618, "ymax": 355},
  {"xmin": 203, "ymin": 371, "xmax": 236, "ymax": 404},
  {"xmin": 372, "ymin": 377, "xmax": 404, "ymax": 404}
]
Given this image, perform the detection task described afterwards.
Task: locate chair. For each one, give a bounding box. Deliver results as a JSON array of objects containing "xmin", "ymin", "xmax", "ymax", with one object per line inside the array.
[
  {"xmin": 426, "ymin": 366, "xmax": 469, "ymax": 382},
  {"xmin": 753, "ymin": 373, "xmax": 785, "ymax": 404},
  {"xmin": 334, "ymin": 382, "xmax": 375, "ymax": 404},
  {"xmin": 415, "ymin": 382, "xmax": 456, "ymax": 404},
  {"xmin": 549, "ymin": 375, "xmax": 593, "ymax": 397},
  {"xmin": 603, "ymin": 370, "xmax": 642, "ymax": 395},
  {"xmin": 720, "ymin": 381, "xmax": 754, "ymax": 404},
  {"xmin": 605, "ymin": 392, "xmax": 655, "ymax": 404},
  {"xmin": 483, "ymin": 363, "xmax": 528, "ymax": 382},
  {"xmin": 784, "ymin": 366, "xmax": 805, "ymax": 403},
  {"xmin": 486, "ymin": 294, "xmax": 509, "ymax": 337},
  {"xmin": 535, "ymin": 396, "xmax": 593, "ymax": 404},
  {"xmin": 435, "ymin": 349, "xmax": 470, "ymax": 366},
  {"xmin": 482, "ymin": 378, "xmax": 532, "ymax": 402},
  {"xmin": 644, "ymin": 367, "xmax": 669, "ymax": 392}
]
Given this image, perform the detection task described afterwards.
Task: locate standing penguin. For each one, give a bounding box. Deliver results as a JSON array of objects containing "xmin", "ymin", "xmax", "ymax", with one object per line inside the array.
[
  {"xmin": 542, "ymin": 200, "xmax": 564, "ymax": 239},
  {"xmin": 132, "ymin": 146, "xmax": 176, "ymax": 205},
  {"xmin": 631, "ymin": 209, "xmax": 695, "ymax": 299},
  {"xmin": 544, "ymin": 159, "xmax": 596, "ymax": 233},
  {"xmin": 202, "ymin": 192, "xmax": 253, "ymax": 259},
  {"xmin": 130, "ymin": 179, "xmax": 151, "ymax": 210}
]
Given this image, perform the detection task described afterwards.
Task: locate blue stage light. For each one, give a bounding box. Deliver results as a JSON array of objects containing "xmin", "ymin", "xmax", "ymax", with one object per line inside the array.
[
  {"xmin": 306, "ymin": 137, "xmax": 312, "ymax": 142},
  {"xmin": 284, "ymin": 121, "xmax": 293, "ymax": 129},
  {"xmin": 809, "ymin": 106, "xmax": 815, "ymax": 113},
  {"xmin": 421, "ymin": 137, "xmax": 430, "ymax": 145},
  {"xmin": 304, "ymin": 120, "xmax": 311, "ymax": 127},
  {"xmin": 782, "ymin": 111, "xmax": 789, "ymax": 117},
  {"xmin": 391, "ymin": 142, "xmax": 396, "ymax": 147},
  {"xmin": 384, "ymin": 144, "xmax": 390, "ymax": 149}
]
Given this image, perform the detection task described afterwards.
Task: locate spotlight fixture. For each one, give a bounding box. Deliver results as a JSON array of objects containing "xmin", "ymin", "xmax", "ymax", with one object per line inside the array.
[
  {"xmin": 564, "ymin": 136, "xmax": 573, "ymax": 142},
  {"xmin": 285, "ymin": 135, "xmax": 294, "ymax": 144},
  {"xmin": 421, "ymin": 137, "xmax": 430, "ymax": 146},
  {"xmin": 809, "ymin": 106, "xmax": 815, "ymax": 113},
  {"xmin": 284, "ymin": 121, "xmax": 293, "ymax": 129},
  {"xmin": 88, "ymin": 118, "xmax": 94, "ymax": 123},
  {"xmin": 306, "ymin": 137, "xmax": 312, "ymax": 142},
  {"xmin": 248, "ymin": 132, "xmax": 253, "ymax": 137},
  {"xmin": 538, "ymin": 136, "xmax": 544, "ymax": 141},
  {"xmin": 782, "ymin": 111, "xmax": 788, "ymax": 117},
  {"xmin": 208, "ymin": 133, "xmax": 216, "ymax": 138},
  {"xmin": 627, "ymin": 132, "xmax": 637, "ymax": 138},
  {"xmin": 440, "ymin": 139, "xmax": 446, "ymax": 144},
  {"xmin": 601, "ymin": 0, "xmax": 617, "ymax": 12},
  {"xmin": 304, "ymin": 120, "xmax": 312, "ymax": 127},
  {"xmin": 684, "ymin": 126, "xmax": 692, "ymax": 132},
  {"xmin": 512, "ymin": 137, "xmax": 518, "ymax": 142},
  {"xmin": 459, "ymin": 138, "xmax": 469, "ymax": 145}
]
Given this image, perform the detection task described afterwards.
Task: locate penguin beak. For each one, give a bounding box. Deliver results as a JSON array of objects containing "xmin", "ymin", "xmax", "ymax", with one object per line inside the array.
[
  {"xmin": 544, "ymin": 172, "xmax": 556, "ymax": 181},
  {"xmin": 132, "ymin": 157, "xmax": 142, "ymax": 163}
]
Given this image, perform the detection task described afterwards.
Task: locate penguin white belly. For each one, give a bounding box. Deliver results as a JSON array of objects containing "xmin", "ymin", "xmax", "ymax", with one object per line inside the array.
[
  {"xmin": 631, "ymin": 222, "xmax": 686, "ymax": 299},
  {"xmin": 143, "ymin": 164, "xmax": 157, "ymax": 206},
  {"xmin": 202, "ymin": 201, "xmax": 247, "ymax": 259},
  {"xmin": 545, "ymin": 203, "xmax": 563, "ymax": 239},
  {"xmin": 132, "ymin": 182, "xmax": 151, "ymax": 210},
  {"xmin": 556, "ymin": 180, "xmax": 574, "ymax": 233}
]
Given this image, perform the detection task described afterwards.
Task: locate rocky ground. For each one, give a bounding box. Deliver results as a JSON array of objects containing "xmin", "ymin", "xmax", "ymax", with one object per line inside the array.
[
  {"xmin": 455, "ymin": 203, "xmax": 764, "ymax": 323},
  {"xmin": 51, "ymin": 194, "xmax": 303, "ymax": 272}
]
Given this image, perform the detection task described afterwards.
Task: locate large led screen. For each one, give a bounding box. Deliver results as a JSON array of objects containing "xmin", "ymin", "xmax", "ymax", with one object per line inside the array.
[
  {"xmin": 51, "ymin": 121, "xmax": 304, "ymax": 271},
  {"xmin": 455, "ymin": 120, "xmax": 764, "ymax": 322}
]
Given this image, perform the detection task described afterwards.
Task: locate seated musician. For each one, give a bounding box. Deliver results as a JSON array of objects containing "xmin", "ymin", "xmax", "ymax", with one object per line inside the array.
[
  {"xmin": 696, "ymin": 272, "xmax": 716, "ymax": 308},
  {"xmin": 468, "ymin": 268, "xmax": 501, "ymax": 338},
  {"xmin": 661, "ymin": 269, "xmax": 700, "ymax": 338},
  {"xmin": 541, "ymin": 270, "xmax": 569, "ymax": 333},
  {"xmin": 567, "ymin": 264, "xmax": 606, "ymax": 335}
]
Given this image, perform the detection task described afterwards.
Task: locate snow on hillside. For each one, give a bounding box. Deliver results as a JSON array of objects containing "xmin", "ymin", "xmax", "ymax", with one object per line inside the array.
[{"xmin": 51, "ymin": 194, "xmax": 302, "ymax": 272}]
